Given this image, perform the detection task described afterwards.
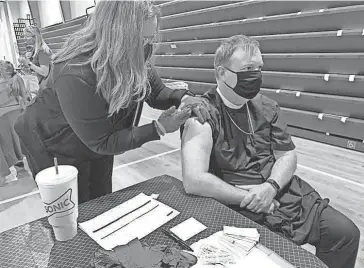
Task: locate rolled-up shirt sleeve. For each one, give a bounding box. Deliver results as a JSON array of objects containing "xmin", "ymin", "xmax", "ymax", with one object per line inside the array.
[
  {"xmin": 270, "ymin": 103, "xmax": 296, "ymax": 151},
  {"xmin": 55, "ymin": 74, "xmax": 160, "ymax": 155}
]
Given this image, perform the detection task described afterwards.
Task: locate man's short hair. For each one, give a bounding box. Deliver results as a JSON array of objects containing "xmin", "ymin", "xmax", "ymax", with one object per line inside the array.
[{"xmin": 214, "ymin": 35, "xmax": 260, "ymax": 77}]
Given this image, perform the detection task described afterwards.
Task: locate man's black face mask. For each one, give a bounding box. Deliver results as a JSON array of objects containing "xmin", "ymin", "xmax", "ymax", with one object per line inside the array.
[
  {"xmin": 224, "ymin": 67, "xmax": 262, "ymax": 99},
  {"xmin": 144, "ymin": 43, "xmax": 153, "ymax": 62}
]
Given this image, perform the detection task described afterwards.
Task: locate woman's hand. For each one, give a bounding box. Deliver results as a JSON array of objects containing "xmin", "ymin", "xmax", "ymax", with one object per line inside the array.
[
  {"xmin": 157, "ymin": 106, "xmax": 191, "ymax": 133},
  {"xmin": 18, "ymin": 56, "xmax": 30, "ymax": 66},
  {"xmin": 180, "ymin": 96, "xmax": 218, "ymax": 124}
]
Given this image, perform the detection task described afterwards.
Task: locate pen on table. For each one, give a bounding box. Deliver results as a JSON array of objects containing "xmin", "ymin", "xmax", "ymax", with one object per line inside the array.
[{"xmin": 161, "ymin": 227, "xmax": 194, "ymax": 252}]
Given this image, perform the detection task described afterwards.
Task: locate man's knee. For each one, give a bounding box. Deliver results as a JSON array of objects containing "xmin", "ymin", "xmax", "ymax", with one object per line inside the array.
[
  {"xmin": 321, "ymin": 207, "xmax": 360, "ymax": 251},
  {"xmin": 341, "ymin": 220, "xmax": 360, "ymax": 247},
  {"xmin": 317, "ymin": 207, "xmax": 360, "ymax": 268}
]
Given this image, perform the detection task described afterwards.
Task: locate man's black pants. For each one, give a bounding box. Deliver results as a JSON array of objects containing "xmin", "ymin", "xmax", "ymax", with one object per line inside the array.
[
  {"xmin": 313, "ymin": 205, "xmax": 360, "ymax": 268},
  {"xmin": 231, "ymin": 205, "xmax": 360, "ymax": 268}
]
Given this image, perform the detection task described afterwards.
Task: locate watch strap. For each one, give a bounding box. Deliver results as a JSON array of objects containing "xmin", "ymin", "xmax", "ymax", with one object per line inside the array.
[{"xmin": 266, "ymin": 179, "xmax": 280, "ymax": 194}]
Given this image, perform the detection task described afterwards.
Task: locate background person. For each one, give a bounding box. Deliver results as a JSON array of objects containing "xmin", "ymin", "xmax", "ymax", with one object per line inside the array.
[
  {"xmin": 0, "ymin": 60, "xmax": 30, "ymax": 185},
  {"xmin": 18, "ymin": 25, "xmax": 52, "ymax": 85}
]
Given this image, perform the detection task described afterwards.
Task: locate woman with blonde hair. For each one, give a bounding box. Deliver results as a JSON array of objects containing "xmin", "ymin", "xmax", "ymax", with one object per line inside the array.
[
  {"xmin": 15, "ymin": 1, "xmax": 214, "ymax": 203},
  {"xmin": 18, "ymin": 25, "xmax": 52, "ymax": 84},
  {"xmin": 0, "ymin": 61, "xmax": 31, "ymax": 185}
]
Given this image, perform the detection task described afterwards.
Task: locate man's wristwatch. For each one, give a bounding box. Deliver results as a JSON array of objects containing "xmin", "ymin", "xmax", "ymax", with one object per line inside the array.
[{"xmin": 266, "ymin": 179, "xmax": 280, "ymax": 195}]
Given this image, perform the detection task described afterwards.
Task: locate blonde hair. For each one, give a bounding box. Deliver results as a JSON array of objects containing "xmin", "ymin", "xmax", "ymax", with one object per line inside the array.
[
  {"xmin": 0, "ymin": 61, "xmax": 31, "ymax": 109},
  {"xmin": 53, "ymin": 0, "xmax": 161, "ymax": 115},
  {"xmin": 214, "ymin": 35, "xmax": 260, "ymax": 78},
  {"xmin": 23, "ymin": 25, "xmax": 52, "ymax": 58}
]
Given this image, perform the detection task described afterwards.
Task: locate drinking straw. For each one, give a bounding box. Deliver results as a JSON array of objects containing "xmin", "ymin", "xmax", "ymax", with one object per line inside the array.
[{"xmin": 54, "ymin": 157, "xmax": 59, "ymax": 175}]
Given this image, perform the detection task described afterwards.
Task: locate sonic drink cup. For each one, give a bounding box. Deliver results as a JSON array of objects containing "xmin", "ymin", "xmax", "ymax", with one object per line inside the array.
[{"xmin": 35, "ymin": 165, "xmax": 78, "ymax": 241}]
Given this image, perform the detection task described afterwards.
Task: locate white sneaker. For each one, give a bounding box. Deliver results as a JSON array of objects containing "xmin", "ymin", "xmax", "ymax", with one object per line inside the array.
[{"xmin": 5, "ymin": 171, "xmax": 17, "ymax": 183}]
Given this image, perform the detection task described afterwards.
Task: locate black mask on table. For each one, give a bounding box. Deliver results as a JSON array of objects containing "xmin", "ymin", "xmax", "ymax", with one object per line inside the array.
[
  {"xmin": 144, "ymin": 43, "xmax": 153, "ymax": 62},
  {"xmin": 224, "ymin": 68, "xmax": 262, "ymax": 99}
]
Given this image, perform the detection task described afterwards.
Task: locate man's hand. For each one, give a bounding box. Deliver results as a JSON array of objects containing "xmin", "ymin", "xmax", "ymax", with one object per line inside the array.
[
  {"xmin": 180, "ymin": 96, "xmax": 218, "ymax": 124},
  {"xmin": 237, "ymin": 183, "xmax": 277, "ymax": 213},
  {"xmin": 260, "ymin": 199, "xmax": 280, "ymax": 214}
]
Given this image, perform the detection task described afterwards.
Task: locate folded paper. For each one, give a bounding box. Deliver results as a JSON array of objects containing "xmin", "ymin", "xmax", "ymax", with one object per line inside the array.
[
  {"xmin": 170, "ymin": 218, "xmax": 207, "ymax": 242},
  {"xmin": 79, "ymin": 193, "xmax": 179, "ymax": 250}
]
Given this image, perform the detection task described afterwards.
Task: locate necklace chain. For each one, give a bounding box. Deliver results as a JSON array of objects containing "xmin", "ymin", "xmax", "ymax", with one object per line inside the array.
[{"xmin": 226, "ymin": 103, "xmax": 255, "ymax": 135}]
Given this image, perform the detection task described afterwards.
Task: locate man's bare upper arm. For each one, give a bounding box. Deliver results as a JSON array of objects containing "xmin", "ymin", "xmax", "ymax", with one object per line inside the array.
[
  {"xmin": 273, "ymin": 149, "xmax": 296, "ymax": 161},
  {"xmin": 181, "ymin": 118, "xmax": 213, "ymax": 175}
]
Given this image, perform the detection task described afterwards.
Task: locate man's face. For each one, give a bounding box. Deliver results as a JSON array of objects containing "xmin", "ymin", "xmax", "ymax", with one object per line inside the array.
[{"xmin": 217, "ymin": 47, "xmax": 264, "ymax": 103}]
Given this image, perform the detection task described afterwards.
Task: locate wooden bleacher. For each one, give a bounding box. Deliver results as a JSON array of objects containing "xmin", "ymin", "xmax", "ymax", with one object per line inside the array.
[{"xmin": 16, "ymin": 0, "xmax": 364, "ymax": 153}]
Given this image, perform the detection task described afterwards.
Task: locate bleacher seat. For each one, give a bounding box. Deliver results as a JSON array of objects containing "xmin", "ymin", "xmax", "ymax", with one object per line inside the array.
[
  {"xmin": 155, "ymin": 29, "xmax": 364, "ymax": 55},
  {"xmin": 154, "ymin": 53, "xmax": 364, "ymax": 74},
  {"xmin": 161, "ymin": 6, "xmax": 364, "ymax": 42},
  {"xmin": 156, "ymin": 67, "xmax": 364, "ymax": 96},
  {"xmin": 160, "ymin": 0, "xmax": 363, "ymax": 30},
  {"xmin": 158, "ymin": 0, "xmax": 236, "ymax": 17}
]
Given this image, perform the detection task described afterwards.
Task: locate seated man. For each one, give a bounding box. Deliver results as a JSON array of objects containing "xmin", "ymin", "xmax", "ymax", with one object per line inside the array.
[{"xmin": 181, "ymin": 35, "xmax": 360, "ymax": 268}]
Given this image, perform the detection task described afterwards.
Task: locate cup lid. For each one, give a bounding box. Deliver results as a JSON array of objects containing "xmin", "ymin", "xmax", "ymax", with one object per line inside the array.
[{"xmin": 36, "ymin": 165, "xmax": 78, "ymax": 186}]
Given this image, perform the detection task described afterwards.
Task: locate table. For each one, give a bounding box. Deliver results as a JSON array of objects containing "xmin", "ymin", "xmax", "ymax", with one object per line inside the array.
[{"xmin": 0, "ymin": 175, "xmax": 328, "ymax": 268}]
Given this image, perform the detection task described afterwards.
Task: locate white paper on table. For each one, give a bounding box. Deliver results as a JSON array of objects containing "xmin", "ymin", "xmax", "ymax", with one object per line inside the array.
[
  {"xmin": 170, "ymin": 217, "xmax": 207, "ymax": 241},
  {"xmin": 190, "ymin": 232, "xmax": 295, "ymax": 268},
  {"xmin": 79, "ymin": 193, "xmax": 179, "ymax": 250}
]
